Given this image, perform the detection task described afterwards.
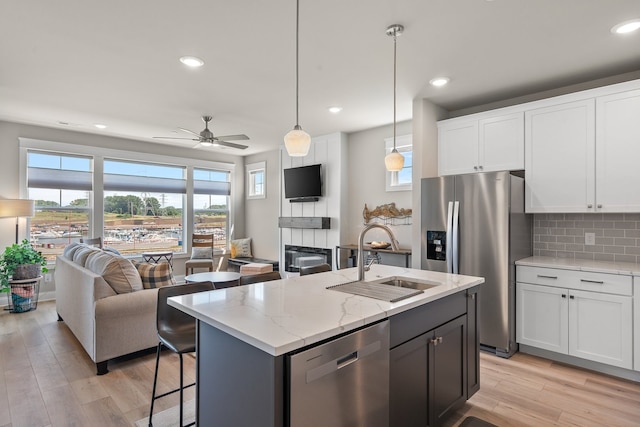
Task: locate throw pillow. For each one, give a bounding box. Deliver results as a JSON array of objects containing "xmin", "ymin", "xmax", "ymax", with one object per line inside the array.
[
  {"xmin": 191, "ymin": 247, "xmax": 213, "ymax": 259},
  {"xmin": 230, "ymin": 238, "xmax": 252, "ymax": 258},
  {"xmin": 131, "ymin": 260, "xmax": 176, "ymax": 289},
  {"xmin": 85, "ymin": 251, "xmax": 143, "ymax": 293},
  {"xmin": 63, "ymin": 242, "xmax": 82, "ymax": 259},
  {"xmin": 72, "ymin": 245, "xmax": 101, "ymax": 267}
]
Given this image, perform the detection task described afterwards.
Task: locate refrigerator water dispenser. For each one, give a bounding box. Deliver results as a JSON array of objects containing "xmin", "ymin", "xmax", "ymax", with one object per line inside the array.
[{"xmin": 426, "ymin": 230, "xmax": 446, "ymax": 261}]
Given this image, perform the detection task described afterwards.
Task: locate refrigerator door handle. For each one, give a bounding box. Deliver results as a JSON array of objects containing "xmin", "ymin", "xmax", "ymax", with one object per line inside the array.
[
  {"xmin": 452, "ymin": 201, "xmax": 460, "ymax": 274},
  {"xmin": 446, "ymin": 201, "xmax": 454, "ymax": 273}
]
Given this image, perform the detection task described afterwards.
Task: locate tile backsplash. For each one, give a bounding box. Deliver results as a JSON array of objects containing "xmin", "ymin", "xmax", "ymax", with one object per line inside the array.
[{"xmin": 533, "ymin": 213, "xmax": 640, "ymax": 264}]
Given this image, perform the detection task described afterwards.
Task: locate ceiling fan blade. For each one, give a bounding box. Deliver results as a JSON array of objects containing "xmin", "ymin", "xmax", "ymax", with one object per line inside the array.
[
  {"xmin": 153, "ymin": 136, "xmax": 200, "ymax": 141},
  {"xmin": 216, "ymin": 134, "xmax": 249, "ymax": 141},
  {"xmin": 178, "ymin": 127, "xmax": 202, "ymax": 137},
  {"xmin": 217, "ymin": 140, "xmax": 248, "ymax": 150}
]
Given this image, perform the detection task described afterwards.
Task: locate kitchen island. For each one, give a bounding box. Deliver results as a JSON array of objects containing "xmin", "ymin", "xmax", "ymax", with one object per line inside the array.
[{"xmin": 169, "ymin": 264, "xmax": 484, "ymax": 426}]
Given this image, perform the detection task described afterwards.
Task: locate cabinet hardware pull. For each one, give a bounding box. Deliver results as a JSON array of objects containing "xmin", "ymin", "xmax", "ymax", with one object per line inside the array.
[
  {"xmin": 587, "ymin": 204, "xmax": 593, "ymax": 208},
  {"xmin": 438, "ymin": 336, "xmax": 443, "ymax": 344},
  {"xmin": 561, "ymin": 294, "xmax": 566, "ymax": 298},
  {"xmin": 478, "ymin": 166, "xmax": 483, "ymax": 170},
  {"xmin": 468, "ymin": 293, "xmax": 476, "ymax": 300},
  {"xmin": 580, "ymin": 279, "xmax": 604, "ymax": 284},
  {"xmin": 537, "ymin": 275, "xmax": 558, "ymax": 279},
  {"xmin": 473, "ymin": 166, "xmax": 478, "ymax": 171},
  {"xmin": 597, "ymin": 204, "xmax": 602, "ymax": 209},
  {"xmin": 430, "ymin": 338, "xmax": 439, "ymax": 346},
  {"xmin": 569, "ymin": 295, "xmax": 575, "ymax": 299}
]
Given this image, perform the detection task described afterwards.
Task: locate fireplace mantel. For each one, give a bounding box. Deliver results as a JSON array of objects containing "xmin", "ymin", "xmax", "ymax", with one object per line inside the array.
[{"xmin": 278, "ymin": 217, "xmax": 331, "ymax": 229}]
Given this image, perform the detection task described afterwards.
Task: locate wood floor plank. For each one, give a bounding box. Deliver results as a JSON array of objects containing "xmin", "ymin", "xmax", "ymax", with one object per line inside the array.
[
  {"xmin": 41, "ymin": 383, "xmax": 91, "ymax": 427},
  {"xmin": 4, "ymin": 367, "xmax": 51, "ymax": 427}
]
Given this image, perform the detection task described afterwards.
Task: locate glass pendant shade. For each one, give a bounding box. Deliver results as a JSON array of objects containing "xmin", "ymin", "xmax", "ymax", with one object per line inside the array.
[
  {"xmin": 385, "ymin": 148, "xmax": 404, "ymax": 172},
  {"xmin": 284, "ymin": 125, "xmax": 311, "ymax": 157}
]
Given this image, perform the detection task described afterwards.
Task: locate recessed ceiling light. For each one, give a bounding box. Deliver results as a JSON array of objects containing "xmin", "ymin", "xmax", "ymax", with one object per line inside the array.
[
  {"xmin": 430, "ymin": 77, "xmax": 450, "ymax": 87},
  {"xmin": 328, "ymin": 106, "xmax": 342, "ymax": 114},
  {"xmin": 179, "ymin": 56, "xmax": 205, "ymax": 67},
  {"xmin": 94, "ymin": 124, "xmax": 107, "ymax": 129},
  {"xmin": 611, "ymin": 19, "xmax": 640, "ymax": 34}
]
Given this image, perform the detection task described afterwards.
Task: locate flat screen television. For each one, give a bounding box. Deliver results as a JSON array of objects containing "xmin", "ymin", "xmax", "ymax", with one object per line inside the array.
[{"xmin": 283, "ymin": 164, "xmax": 322, "ymax": 201}]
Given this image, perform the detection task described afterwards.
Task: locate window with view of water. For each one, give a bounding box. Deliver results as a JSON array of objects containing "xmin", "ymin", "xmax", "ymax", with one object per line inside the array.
[
  {"xmin": 103, "ymin": 159, "xmax": 186, "ymax": 255},
  {"xmin": 27, "ymin": 151, "xmax": 93, "ymax": 260},
  {"xmin": 194, "ymin": 168, "xmax": 231, "ymax": 249}
]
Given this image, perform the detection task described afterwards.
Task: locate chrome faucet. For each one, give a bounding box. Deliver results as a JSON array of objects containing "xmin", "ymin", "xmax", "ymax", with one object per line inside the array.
[{"xmin": 357, "ymin": 223, "xmax": 400, "ymax": 281}]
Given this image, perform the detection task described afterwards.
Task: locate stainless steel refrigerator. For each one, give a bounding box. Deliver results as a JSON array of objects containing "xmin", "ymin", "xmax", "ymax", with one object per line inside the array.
[{"xmin": 421, "ymin": 171, "xmax": 532, "ymax": 357}]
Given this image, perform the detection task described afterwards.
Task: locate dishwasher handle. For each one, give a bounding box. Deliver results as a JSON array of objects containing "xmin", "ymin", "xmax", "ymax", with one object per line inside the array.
[{"xmin": 305, "ymin": 340, "xmax": 381, "ymax": 384}]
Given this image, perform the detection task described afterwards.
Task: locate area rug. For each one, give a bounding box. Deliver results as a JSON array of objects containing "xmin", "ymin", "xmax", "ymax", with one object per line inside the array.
[
  {"xmin": 459, "ymin": 415, "xmax": 499, "ymax": 427},
  {"xmin": 135, "ymin": 400, "xmax": 195, "ymax": 427}
]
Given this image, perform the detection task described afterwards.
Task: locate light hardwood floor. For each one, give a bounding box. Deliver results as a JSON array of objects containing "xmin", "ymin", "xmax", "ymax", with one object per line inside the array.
[{"xmin": 1, "ymin": 301, "xmax": 639, "ymax": 427}]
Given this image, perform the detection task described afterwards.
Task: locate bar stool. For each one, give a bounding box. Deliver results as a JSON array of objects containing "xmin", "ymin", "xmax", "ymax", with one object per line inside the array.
[{"xmin": 149, "ymin": 281, "xmax": 214, "ymax": 427}]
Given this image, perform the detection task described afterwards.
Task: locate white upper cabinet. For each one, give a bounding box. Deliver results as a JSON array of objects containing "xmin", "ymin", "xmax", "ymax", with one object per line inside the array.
[
  {"xmin": 595, "ymin": 89, "xmax": 640, "ymax": 212},
  {"xmin": 438, "ymin": 112, "xmax": 524, "ymax": 176},
  {"xmin": 525, "ymin": 100, "xmax": 595, "ymax": 213}
]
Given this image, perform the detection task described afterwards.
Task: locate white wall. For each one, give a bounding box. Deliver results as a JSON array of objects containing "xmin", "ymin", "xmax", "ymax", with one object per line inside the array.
[
  {"xmin": 345, "ymin": 121, "xmax": 413, "ymax": 247},
  {"xmin": 244, "ymin": 149, "xmax": 281, "ymax": 260}
]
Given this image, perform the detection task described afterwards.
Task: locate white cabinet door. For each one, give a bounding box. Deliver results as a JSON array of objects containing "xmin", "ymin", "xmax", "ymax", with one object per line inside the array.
[
  {"xmin": 568, "ymin": 289, "xmax": 633, "ymax": 369},
  {"xmin": 516, "ymin": 282, "xmax": 568, "ymax": 353},
  {"xmin": 525, "ymin": 99, "xmax": 595, "ymax": 213},
  {"xmin": 479, "ymin": 112, "xmax": 524, "ymax": 172},
  {"xmin": 438, "ymin": 120, "xmax": 478, "ymax": 175},
  {"xmin": 635, "ymin": 276, "xmax": 640, "ymax": 372},
  {"xmin": 595, "ymin": 89, "xmax": 640, "ymax": 212}
]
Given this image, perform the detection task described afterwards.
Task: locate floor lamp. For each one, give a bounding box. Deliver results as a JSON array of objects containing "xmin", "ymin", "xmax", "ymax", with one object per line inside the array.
[{"xmin": 0, "ymin": 199, "xmax": 35, "ymax": 244}]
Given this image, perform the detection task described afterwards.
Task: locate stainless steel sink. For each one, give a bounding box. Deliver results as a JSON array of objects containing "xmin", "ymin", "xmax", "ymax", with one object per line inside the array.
[
  {"xmin": 327, "ymin": 276, "xmax": 442, "ymax": 303},
  {"xmin": 372, "ymin": 276, "xmax": 442, "ymax": 291}
]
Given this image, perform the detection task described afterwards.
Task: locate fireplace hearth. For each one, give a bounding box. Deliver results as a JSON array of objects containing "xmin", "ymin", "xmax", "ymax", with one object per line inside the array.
[{"xmin": 284, "ymin": 245, "xmax": 332, "ymax": 273}]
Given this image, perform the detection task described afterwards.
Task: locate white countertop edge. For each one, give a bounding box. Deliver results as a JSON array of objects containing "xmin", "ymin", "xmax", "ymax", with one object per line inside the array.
[
  {"xmin": 168, "ymin": 265, "xmax": 483, "ymax": 356},
  {"xmin": 516, "ymin": 256, "xmax": 640, "ymax": 276}
]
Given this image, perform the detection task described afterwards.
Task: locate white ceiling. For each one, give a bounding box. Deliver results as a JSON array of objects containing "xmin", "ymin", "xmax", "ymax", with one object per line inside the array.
[{"xmin": 1, "ymin": 0, "xmax": 639, "ymax": 156}]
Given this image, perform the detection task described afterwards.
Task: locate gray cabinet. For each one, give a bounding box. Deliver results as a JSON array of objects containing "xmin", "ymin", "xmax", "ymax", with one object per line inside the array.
[{"xmin": 389, "ymin": 290, "xmax": 475, "ymax": 427}]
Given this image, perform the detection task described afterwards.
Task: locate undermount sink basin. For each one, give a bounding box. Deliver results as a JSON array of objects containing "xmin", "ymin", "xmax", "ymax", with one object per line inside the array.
[{"xmin": 372, "ymin": 276, "xmax": 442, "ymax": 291}]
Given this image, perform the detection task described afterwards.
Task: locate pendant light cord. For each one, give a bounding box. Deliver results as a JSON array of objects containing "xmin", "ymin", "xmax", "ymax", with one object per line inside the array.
[{"xmin": 393, "ymin": 30, "xmax": 397, "ymax": 150}]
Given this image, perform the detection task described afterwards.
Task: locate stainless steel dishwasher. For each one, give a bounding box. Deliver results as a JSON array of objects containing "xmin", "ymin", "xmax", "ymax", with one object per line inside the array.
[{"xmin": 287, "ymin": 320, "xmax": 390, "ymax": 427}]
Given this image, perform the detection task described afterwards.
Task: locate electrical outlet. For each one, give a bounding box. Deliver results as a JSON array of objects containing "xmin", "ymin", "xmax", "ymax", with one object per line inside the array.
[
  {"xmin": 45, "ymin": 273, "xmax": 52, "ymax": 282},
  {"xmin": 585, "ymin": 232, "xmax": 596, "ymax": 246}
]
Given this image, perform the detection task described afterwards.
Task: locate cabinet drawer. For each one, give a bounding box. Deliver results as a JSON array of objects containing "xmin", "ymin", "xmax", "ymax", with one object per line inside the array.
[{"xmin": 517, "ymin": 266, "xmax": 632, "ymax": 296}]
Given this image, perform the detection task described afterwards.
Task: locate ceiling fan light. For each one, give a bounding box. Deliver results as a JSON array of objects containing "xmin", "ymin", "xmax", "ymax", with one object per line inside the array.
[
  {"xmin": 385, "ymin": 148, "xmax": 405, "ymax": 172},
  {"xmin": 200, "ymin": 141, "xmax": 214, "ymax": 147},
  {"xmin": 179, "ymin": 56, "xmax": 204, "ymax": 67},
  {"xmin": 611, "ymin": 19, "xmax": 640, "ymax": 34},
  {"xmin": 284, "ymin": 126, "xmax": 311, "ymax": 157}
]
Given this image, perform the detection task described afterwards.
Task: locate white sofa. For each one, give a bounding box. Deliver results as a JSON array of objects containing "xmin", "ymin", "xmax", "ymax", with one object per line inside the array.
[{"xmin": 55, "ymin": 245, "xmax": 160, "ymax": 374}]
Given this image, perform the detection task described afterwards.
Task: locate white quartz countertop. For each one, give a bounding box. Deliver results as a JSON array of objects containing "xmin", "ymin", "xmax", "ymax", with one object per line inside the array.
[
  {"xmin": 168, "ymin": 264, "xmax": 484, "ymax": 356},
  {"xmin": 516, "ymin": 256, "xmax": 640, "ymax": 276}
]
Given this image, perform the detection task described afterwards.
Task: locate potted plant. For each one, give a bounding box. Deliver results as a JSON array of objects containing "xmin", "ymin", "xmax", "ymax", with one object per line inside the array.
[{"xmin": 0, "ymin": 239, "xmax": 48, "ymax": 292}]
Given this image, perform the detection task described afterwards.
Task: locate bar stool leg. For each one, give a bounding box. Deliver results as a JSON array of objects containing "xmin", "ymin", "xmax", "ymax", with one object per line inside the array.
[{"xmin": 149, "ymin": 343, "xmax": 162, "ymax": 426}]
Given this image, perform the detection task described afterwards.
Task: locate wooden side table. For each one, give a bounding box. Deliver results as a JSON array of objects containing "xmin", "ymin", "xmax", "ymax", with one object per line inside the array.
[
  {"xmin": 142, "ymin": 251, "xmax": 173, "ymax": 267},
  {"xmin": 7, "ymin": 276, "xmax": 42, "ymax": 313}
]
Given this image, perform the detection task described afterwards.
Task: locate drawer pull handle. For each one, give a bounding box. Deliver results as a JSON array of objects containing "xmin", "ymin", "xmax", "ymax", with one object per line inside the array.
[
  {"xmin": 569, "ymin": 295, "xmax": 575, "ymax": 299},
  {"xmin": 537, "ymin": 275, "xmax": 558, "ymax": 279},
  {"xmin": 580, "ymin": 279, "xmax": 604, "ymax": 284},
  {"xmin": 561, "ymin": 294, "xmax": 567, "ymax": 298}
]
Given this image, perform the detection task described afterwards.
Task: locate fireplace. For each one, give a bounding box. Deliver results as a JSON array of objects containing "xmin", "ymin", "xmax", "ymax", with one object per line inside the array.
[{"xmin": 284, "ymin": 245, "xmax": 332, "ymax": 273}]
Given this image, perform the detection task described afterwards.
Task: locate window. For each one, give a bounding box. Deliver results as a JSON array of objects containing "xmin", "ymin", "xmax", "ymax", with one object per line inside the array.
[
  {"xmin": 385, "ymin": 134, "xmax": 412, "ymax": 192},
  {"xmin": 193, "ymin": 168, "xmax": 231, "ymax": 249},
  {"xmin": 246, "ymin": 161, "xmax": 266, "ymax": 199},
  {"xmin": 103, "ymin": 159, "xmax": 186, "ymax": 255},
  {"xmin": 27, "ymin": 151, "xmax": 93, "ymax": 260}
]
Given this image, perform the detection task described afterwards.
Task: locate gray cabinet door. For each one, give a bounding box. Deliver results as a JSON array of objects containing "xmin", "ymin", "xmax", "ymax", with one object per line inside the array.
[
  {"xmin": 466, "ymin": 287, "xmax": 480, "ymax": 397},
  {"xmin": 390, "ymin": 333, "xmax": 429, "ymax": 427}
]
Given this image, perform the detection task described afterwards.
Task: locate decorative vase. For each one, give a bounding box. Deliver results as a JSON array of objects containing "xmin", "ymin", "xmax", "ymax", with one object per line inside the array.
[{"xmin": 12, "ymin": 263, "xmax": 41, "ymax": 280}]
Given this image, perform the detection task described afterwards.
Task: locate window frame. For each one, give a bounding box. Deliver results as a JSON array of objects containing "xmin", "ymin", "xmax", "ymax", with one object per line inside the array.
[
  {"xmin": 384, "ymin": 134, "xmax": 412, "ymax": 192},
  {"xmin": 246, "ymin": 161, "xmax": 266, "ymax": 199},
  {"xmin": 19, "ymin": 138, "xmax": 235, "ymax": 260}
]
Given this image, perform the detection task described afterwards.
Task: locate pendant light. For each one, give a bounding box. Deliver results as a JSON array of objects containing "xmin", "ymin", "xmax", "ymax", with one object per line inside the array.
[
  {"xmin": 384, "ymin": 24, "xmax": 405, "ymax": 172},
  {"xmin": 284, "ymin": 0, "xmax": 311, "ymax": 157}
]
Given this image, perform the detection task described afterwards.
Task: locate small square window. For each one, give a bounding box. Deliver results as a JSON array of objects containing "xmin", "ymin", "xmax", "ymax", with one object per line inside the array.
[{"xmin": 246, "ymin": 161, "xmax": 266, "ymax": 199}]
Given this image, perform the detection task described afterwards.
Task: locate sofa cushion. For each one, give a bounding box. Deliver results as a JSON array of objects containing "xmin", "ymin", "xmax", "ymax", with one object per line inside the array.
[
  {"xmin": 131, "ymin": 261, "xmax": 176, "ymax": 289},
  {"xmin": 63, "ymin": 242, "xmax": 83, "ymax": 259},
  {"xmin": 85, "ymin": 251, "xmax": 143, "ymax": 293},
  {"xmin": 230, "ymin": 238, "xmax": 252, "ymax": 258},
  {"xmin": 72, "ymin": 245, "xmax": 102, "ymax": 267}
]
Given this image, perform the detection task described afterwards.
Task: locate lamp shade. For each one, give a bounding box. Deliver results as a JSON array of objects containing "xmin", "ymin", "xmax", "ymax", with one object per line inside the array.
[
  {"xmin": 284, "ymin": 126, "xmax": 311, "ymax": 157},
  {"xmin": 0, "ymin": 199, "xmax": 35, "ymax": 218},
  {"xmin": 385, "ymin": 149, "xmax": 405, "ymax": 172}
]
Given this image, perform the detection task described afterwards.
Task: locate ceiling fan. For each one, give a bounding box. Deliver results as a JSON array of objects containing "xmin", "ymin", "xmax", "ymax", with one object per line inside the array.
[{"xmin": 153, "ymin": 115, "xmax": 249, "ymax": 150}]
